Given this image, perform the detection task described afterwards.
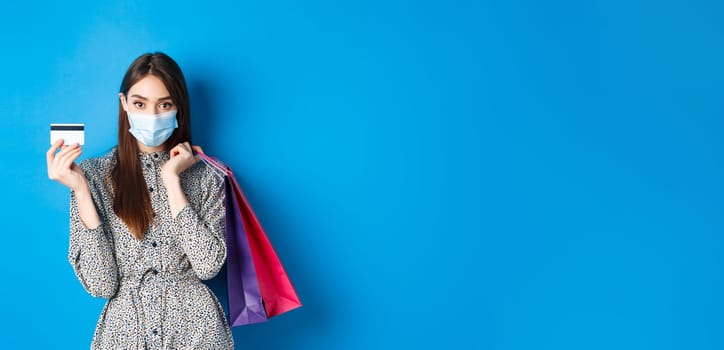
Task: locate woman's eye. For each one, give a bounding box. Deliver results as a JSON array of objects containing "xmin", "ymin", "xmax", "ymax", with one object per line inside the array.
[
  {"xmin": 160, "ymin": 102, "xmax": 174, "ymax": 109},
  {"xmin": 133, "ymin": 102, "xmax": 144, "ymax": 108}
]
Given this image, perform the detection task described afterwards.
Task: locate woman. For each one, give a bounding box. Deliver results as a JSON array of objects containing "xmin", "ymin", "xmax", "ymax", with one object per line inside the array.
[{"xmin": 46, "ymin": 52, "xmax": 234, "ymax": 349}]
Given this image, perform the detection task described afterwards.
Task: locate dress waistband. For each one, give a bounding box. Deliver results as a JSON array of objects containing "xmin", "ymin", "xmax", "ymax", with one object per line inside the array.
[{"xmin": 119, "ymin": 269, "xmax": 201, "ymax": 288}]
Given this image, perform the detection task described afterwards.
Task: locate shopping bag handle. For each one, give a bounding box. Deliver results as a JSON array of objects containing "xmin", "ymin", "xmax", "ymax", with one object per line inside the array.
[{"xmin": 196, "ymin": 150, "xmax": 229, "ymax": 176}]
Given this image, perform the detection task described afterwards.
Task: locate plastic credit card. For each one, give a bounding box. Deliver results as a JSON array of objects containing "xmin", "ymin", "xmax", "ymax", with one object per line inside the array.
[{"xmin": 50, "ymin": 124, "xmax": 85, "ymax": 145}]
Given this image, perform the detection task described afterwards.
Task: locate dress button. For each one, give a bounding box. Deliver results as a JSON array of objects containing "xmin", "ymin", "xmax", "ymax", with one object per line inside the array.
[
  {"xmin": 152, "ymin": 269, "xmax": 158, "ymax": 275},
  {"xmin": 152, "ymin": 329, "xmax": 158, "ymax": 335},
  {"xmin": 151, "ymin": 241, "xmax": 157, "ymax": 248},
  {"xmin": 146, "ymin": 162, "xmax": 152, "ymax": 168},
  {"xmin": 153, "ymin": 154, "xmax": 159, "ymax": 159},
  {"xmin": 149, "ymin": 187, "xmax": 154, "ymax": 192}
]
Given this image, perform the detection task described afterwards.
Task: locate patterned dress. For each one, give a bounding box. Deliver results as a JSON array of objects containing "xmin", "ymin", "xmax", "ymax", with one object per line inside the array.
[{"xmin": 68, "ymin": 147, "xmax": 235, "ymax": 349}]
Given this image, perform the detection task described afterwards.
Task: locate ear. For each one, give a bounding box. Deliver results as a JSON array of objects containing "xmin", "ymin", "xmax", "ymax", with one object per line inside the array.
[{"xmin": 118, "ymin": 93, "xmax": 128, "ymax": 112}]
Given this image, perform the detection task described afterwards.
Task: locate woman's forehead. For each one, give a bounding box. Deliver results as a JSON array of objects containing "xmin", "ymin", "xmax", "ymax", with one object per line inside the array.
[{"xmin": 128, "ymin": 75, "xmax": 170, "ymax": 99}]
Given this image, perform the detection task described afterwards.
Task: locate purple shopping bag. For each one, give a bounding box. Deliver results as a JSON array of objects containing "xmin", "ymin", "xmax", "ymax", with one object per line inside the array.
[{"xmin": 223, "ymin": 169, "xmax": 268, "ymax": 326}]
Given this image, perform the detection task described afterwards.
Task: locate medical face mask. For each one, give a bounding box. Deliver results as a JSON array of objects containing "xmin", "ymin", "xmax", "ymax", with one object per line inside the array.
[{"xmin": 127, "ymin": 110, "xmax": 179, "ymax": 147}]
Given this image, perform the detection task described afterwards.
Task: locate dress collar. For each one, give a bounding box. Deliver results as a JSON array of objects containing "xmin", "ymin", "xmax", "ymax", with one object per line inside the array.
[{"xmin": 138, "ymin": 149, "xmax": 170, "ymax": 163}]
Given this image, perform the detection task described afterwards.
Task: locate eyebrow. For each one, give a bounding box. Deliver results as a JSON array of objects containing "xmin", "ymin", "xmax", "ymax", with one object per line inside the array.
[{"xmin": 130, "ymin": 94, "xmax": 173, "ymax": 101}]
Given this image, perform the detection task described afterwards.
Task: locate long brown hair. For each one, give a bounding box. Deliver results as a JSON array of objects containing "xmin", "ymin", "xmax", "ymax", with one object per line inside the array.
[{"xmin": 112, "ymin": 52, "xmax": 192, "ymax": 240}]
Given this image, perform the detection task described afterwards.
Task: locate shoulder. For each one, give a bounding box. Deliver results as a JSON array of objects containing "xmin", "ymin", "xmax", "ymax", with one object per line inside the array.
[
  {"xmin": 182, "ymin": 159, "xmax": 225, "ymax": 195},
  {"xmin": 77, "ymin": 147, "xmax": 117, "ymax": 181},
  {"xmin": 185, "ymin": 160, "xmax": 222, "ymax": 183}
]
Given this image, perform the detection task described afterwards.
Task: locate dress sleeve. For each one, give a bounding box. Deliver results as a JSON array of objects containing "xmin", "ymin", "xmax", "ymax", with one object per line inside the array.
[
  {"xmin": 172, "ymin": 167, "xmax": 227, "ymax": 280},
  {"xmin": 67, "ymin": 162, "xmax": 119, "ymax": 298}
]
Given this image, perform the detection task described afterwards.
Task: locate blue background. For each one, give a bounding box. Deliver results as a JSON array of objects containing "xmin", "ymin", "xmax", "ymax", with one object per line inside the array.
[{"xmin": 1, "ymin": 0, "xmax": 723, "ymax": 348}]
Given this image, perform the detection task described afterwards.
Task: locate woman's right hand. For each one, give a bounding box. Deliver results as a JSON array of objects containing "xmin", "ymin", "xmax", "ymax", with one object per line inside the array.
[{"xmin": 47, "ymin": 139, "xmax": 88, "ymax": 192}]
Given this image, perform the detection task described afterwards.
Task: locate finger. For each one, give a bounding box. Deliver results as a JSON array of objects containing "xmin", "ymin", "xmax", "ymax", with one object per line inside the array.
[
  {"xmin": 55, "ymin": 150, "xmax": 81, "ymax": 177},
  {"xmin": 169, "ymin": 147, "xmax": 181, "ymax": 158},
  {"xmin": 68, "ymin": 147, "xmax": 83, "ymax": 164},
  {"xmin": 178, "ymin": 143, "xmax": 192, "ymax": 155},
  {"xmin": 191, "ymin": 145, "xmax": 204, "ymax": 154},
  {"xmin": 59, "ymin": 147, "xmax": 82, "ymax": 169},
  {"xmin": 55, "ymin": 143, "xmax": 79, "ymax": 163},
  {"xmin": 46, "ymin": 139, "xmax": 64, "ymax": 164},
  {"xmin": 62, "ymin": 147, "xmax": 82, "ymax": 167},
  {"xmin": 54, "ymin": 145, "xmax": 80, "ymax": 168},
  {"xmin": 53, "ymin": 145, "xmax": 73, "ymax": 165},
  {"xmin": 176, "ymin": 142, "xmax": 189, "ymax": 154}
]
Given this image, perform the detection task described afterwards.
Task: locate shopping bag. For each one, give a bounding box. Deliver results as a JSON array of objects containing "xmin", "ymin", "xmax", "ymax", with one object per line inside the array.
[
  {"xmin": 223, "ymin": 175, "xmax": 268, "ymax": 326},
  {"xmin": 199, "ymin": 153, "xmax": 267, "ymax": 326},
  {"xmin": 228, "ymin": 174, "xmax": 303, "ymax": 318},
  {"xmin": 198, "ymin": 152, "xmax": 301, "ymax": 323}
]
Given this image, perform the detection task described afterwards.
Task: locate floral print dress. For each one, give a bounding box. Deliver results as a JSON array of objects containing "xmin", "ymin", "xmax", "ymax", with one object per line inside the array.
[{"xmin": 68, "ymin": 147, "xmax": 234, "ymax": 349}]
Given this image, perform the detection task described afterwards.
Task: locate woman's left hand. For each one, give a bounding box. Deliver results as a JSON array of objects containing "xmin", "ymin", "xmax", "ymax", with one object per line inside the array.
[{"xmin": 161, "ymin": 142, "xmax": 202, "ymax": 185}]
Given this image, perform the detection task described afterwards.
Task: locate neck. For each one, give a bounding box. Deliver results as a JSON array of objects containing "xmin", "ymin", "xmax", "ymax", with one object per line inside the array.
[{"xmin": 136, "ymin": 141, "xmax": 166, "ymax": 153}]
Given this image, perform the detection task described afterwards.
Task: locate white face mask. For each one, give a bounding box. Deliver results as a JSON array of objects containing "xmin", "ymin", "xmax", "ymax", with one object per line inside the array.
[{"xmin": 127, "ymin": 110, "xmax": 178, "ymax": 147}]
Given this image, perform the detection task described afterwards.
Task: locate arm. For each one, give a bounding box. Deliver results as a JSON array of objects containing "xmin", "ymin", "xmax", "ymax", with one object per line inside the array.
[
  {"xmin": 47, "ymin": 141, "xmax": 119, "ymax": 298},
  {"xmin": 162, "ymin": 142, "xmax": 226, "ymax": 280},
  {"xmin": 67, "ymin": 167, "xmax": 119, "ymax": 298},
  {"xmin": 166, "ymin": 169, "xmax": 227, "ymax": 280},
  {"xmin": 74, "ymin": 183, "xmax": 101, "ymax": 229}
]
